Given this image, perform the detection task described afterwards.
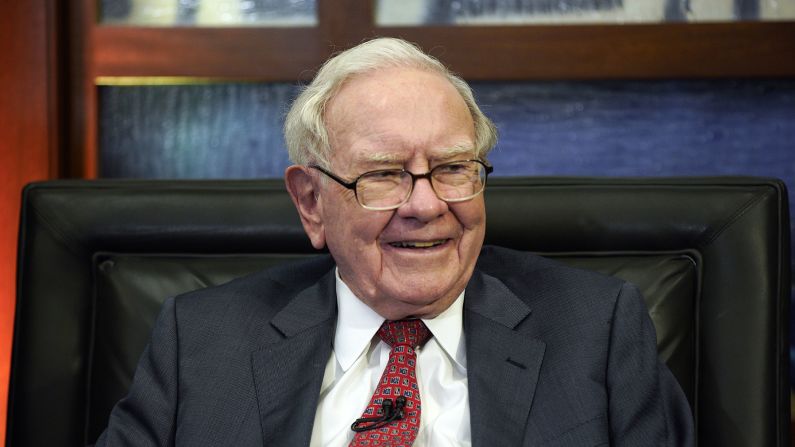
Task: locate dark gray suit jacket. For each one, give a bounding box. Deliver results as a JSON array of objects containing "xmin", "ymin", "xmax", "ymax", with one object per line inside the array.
[{"xmin": 95, "ymin": 246, "xmax": 694, "ymax": 446}]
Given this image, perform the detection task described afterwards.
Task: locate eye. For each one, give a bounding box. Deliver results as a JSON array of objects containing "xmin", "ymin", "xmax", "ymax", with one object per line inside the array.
[
  {"xmin": 365, "ymin": 169, "xmax": 402, "ymax": 180},
  {"xmin": 360, "ymin": 169, "xmax": 406, "ymax": 186},
  {"xmin": 435, "ymin": 161, "xmax": 471, "ymax": 174}
]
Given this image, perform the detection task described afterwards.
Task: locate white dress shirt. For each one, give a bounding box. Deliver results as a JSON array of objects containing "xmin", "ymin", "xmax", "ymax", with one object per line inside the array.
[{"xmin": 309, "ymin": 269, "xmax": 471, "ymax": 446}]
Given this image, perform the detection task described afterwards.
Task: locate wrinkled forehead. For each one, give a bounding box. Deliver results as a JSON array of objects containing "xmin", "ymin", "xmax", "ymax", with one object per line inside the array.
[{"xmin": 324, "ymin": 68, "xmax": 476, "ymax": 167}]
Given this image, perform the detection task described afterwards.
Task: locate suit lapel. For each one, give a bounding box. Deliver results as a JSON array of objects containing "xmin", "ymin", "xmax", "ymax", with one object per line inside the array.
[
  {"xmin": 251, "ymin": 270, "xmax": 336, "ymax": 446},
  {"xmin": 465, "ymin": 270, "xmax": 546, "ymax": 447}
]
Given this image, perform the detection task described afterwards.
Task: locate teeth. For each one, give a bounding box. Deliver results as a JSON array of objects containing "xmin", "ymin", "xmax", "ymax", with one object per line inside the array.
[{"xmin": 390, "ymin": 240, "xmax": 446, "ymax": 248}]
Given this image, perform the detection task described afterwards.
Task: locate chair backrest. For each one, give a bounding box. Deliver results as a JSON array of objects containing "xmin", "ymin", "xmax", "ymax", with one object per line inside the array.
[{"xmin": 8, "ymin": 177, "xmax": 790, "ymax": 446}]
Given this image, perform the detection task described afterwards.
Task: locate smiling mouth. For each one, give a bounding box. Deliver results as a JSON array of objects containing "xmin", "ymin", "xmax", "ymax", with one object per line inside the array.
[{"xmin": 388, "ymin": 239, "xmax": 448, "ymax": 249}]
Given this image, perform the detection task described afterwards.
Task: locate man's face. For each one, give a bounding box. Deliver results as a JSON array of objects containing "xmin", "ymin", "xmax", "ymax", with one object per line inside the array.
[{"xmin": 307, "ymin": 67, "xmax": 486, "ymax": 319}]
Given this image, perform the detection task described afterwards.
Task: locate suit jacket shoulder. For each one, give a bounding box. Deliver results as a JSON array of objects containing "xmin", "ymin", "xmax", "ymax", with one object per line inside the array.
[
  {"xmin": 173, "ymin": 254, "xmax": 336, "ymax": 319},
  {"xmin": 477, "ymin": 245, "xmax": 624, "ymax": 300},
  {"xmin": 474, "ymin": 245, "xmax": 628, "ymax": 341},
  {"xmin": 467, "ymin": 245, "xmax": 693, "ymax": 446},
  {"xmin": 96, "ymin": 254, "xmax": 338, "ymax": 447}
]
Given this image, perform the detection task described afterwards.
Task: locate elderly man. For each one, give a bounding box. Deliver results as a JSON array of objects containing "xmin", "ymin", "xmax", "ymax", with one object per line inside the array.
[{"xmin": 96, "ymin": 38, "xmax": 693, "ymax": 446}]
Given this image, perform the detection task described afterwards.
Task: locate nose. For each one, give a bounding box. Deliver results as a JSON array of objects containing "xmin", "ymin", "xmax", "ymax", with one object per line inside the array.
[{"xmin": 395, "ymin": 177, "xmax": 448, "ymax": 222}]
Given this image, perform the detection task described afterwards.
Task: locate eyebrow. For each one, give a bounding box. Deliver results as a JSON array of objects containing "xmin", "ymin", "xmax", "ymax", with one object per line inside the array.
[
  {"xmin": 361, "ymin": 143, "xmax": 477, "ymax": 165},
  {"xmin": 434, "ymin": 143, "xmax": 477, "ymax": 160},
  {"xmin": 363, "ymin": 152, "xmax": 403, "ymax": 164}
]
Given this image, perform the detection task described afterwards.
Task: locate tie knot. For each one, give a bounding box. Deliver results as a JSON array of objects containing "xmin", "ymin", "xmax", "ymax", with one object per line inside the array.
[{"xmin": 377, "ymin": 319, "xmax": 431, "ymax": 349}]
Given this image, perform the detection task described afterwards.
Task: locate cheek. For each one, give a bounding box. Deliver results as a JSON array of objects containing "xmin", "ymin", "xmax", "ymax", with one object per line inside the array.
[
  {"xmin": 341, "ymin": 211, "xmax": 394, "ymax": 255},
  {"xmin": 451, "ymin": 202, "xmax": 487, "ymax": 261},
  {"xmin": 452, "ymin": 199, "xmax": 486, "ymax": 231}
]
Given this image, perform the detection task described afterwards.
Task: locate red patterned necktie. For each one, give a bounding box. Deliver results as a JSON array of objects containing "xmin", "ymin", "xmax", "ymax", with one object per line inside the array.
[{"xmin": 350, "ymin": 319, "xmax": 432, "ymax": 447}]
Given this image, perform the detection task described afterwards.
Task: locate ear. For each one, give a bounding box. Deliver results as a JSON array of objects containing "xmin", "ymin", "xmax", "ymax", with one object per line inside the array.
[{"xmin": 285, "ymin": 165, "xmax": 326, "ymax": 249}]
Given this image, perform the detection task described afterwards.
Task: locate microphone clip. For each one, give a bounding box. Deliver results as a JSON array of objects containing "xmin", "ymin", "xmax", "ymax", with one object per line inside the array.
[{"xmin": 351, "ymin": 396, "xmax": 406, "ymax": 432}]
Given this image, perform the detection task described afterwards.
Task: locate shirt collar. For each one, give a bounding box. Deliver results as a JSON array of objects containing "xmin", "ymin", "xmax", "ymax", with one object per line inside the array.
[
  {"xmin": 423, "ymin": 287, "xmax": 467, "ymax": 370},
  {"xmin": 334, "ymin": 269, "xmax": 384, "ymax": 371},
  {"xmin": 334, "ymin": 268, "xmax": 466, "ymax": 372}
]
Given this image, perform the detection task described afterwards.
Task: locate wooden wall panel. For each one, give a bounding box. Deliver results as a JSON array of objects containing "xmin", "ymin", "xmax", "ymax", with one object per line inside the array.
[
  {"xmin": 91, "ymin": 21, "xmax": 795, "ymax": 80},
  {"xmin": 0, "ymin": 0, "xmax": 59, "ymax": 443}
]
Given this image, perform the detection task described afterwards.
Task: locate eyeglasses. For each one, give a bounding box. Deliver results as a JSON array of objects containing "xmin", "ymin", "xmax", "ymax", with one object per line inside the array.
[{"xmin": 310, "ymin": 159, "xmax": 493, "ymax": 211}]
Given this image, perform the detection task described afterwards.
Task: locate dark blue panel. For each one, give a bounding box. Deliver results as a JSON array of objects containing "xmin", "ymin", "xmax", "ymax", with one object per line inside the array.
[
  {"xmin": 475, "ymin": 80, "xmax": 794, "ymax": 181},
  {"xmin": 100, "ymin": 80, "xmax": 795, "ymax": 183},
  {"xmin": 100, "ymin": 84, "xmax": 299, "ymax": 179}
]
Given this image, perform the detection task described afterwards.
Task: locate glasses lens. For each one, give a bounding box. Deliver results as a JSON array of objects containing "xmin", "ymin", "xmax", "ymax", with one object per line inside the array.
[
  {"xmin": 432, "ymin": 161, "xmax": 486, "ymax": 201},
  {"xmin": 357, "ymin": 170, "xmax": 412, "ymax": 209}
]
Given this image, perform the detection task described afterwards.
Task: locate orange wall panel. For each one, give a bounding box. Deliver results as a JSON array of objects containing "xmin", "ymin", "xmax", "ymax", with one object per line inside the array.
[{"xmin": 0, "ymin": 0, "xmax": 58, "ymax": 443}]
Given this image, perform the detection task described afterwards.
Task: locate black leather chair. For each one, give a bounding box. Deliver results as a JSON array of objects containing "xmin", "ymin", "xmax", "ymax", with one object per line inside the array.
[{"xmin": 8, "ymin": 177, "xmax": 791, "ymax": 446}]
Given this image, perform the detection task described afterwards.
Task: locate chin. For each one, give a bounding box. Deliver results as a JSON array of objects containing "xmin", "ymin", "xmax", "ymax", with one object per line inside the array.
[
  {"xmin": 387, "ymin": 279, "xmax": 448, "ymax": 299},
  {"xmin": 388, "ymin": 287, "xmax": 459, "ymax": 315}
]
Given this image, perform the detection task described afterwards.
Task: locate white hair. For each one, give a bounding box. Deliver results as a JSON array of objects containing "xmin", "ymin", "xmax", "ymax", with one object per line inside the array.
[{"xmin": 284, "ymin": 37, "xmax": 498, "ymax": 168}]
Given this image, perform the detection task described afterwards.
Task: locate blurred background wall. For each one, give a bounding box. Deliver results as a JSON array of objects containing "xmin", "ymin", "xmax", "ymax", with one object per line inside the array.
[
  {"xmin": 0, "ymin": 2, "xmax": 59, "ymax": 445},
  {"xmin": 1, "ymin": 0, "xmax": 794, "ymax": 444}
]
